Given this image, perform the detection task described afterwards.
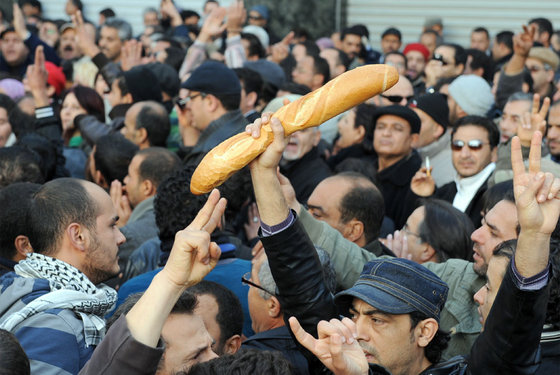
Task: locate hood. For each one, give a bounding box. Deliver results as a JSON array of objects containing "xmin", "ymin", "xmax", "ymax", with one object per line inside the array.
[{"xmin": 0, "ymin": 273, "xmax": 51, "ymax": 322}]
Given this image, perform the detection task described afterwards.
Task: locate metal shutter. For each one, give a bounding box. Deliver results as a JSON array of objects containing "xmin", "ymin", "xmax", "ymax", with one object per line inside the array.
[{"xmin": 347, "ymin": 0, "xmax": 560, "ymax": 50}]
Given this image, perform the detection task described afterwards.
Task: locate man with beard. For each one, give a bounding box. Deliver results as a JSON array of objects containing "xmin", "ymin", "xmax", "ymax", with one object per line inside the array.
[
  {"xmin": 411, "ymin": 115, "xmax": 499, "ymax": 227},
  {"xmin": 57, "ymin": 24, "xmax": 82, "ymax": 62},
  {"xmin": 0, "ymin": 179, "xmax": 126, "ymax": 373},
  {"xmin": 279, "ymin": 127, "xmax": 331, "ymax": 203},
  {"xmin": 403, "ymin": 43, "xmax": 430, "ymax": 95}
]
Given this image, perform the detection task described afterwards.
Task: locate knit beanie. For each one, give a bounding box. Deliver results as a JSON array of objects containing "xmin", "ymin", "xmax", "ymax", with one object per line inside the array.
[
  {"xmin": 448, "ymin": 75, "xmax": 494, "ymax": 116},
  {"xmin": 409, "ymin": 93, "xmax": 450, "ymax": 128}
]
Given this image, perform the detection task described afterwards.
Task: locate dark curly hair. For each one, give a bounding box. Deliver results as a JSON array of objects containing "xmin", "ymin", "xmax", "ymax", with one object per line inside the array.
[
  {"xmin": 154, "ymin": 165, "xmax": 209, "ymax": 254},
  {"xmin": 187, "ymin": 348, "xmax": 294, "ymax": 375}
]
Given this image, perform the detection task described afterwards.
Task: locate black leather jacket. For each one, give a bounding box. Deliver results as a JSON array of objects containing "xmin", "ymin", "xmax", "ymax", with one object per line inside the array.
[{"xmin": 261, "ymin": 215, "xmax": 549, "ymax": 375}]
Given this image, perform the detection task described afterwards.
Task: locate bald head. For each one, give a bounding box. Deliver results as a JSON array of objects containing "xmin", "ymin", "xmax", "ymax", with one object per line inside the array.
[{"xmin": 307, "ymin": 173, "xmax": 384, "ymax": 245}]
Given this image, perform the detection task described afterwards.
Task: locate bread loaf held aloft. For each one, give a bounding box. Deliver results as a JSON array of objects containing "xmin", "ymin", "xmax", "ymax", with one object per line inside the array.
[{"xmin": 191, "ymin": 64, "xmax": 399, "ymax": 195}]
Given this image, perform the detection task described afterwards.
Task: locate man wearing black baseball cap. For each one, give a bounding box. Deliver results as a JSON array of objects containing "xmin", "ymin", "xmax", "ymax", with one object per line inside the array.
[
  {"xmin": 179, "ymin": 61, "xmax": 248, "ymax": 163},
  {"xmin": 371, "ymin": 105, "xmax": 421, "ymax": 229},
  {"xmin": 410, "ymin": 93, "xmax": 455, "ymax": 187}
]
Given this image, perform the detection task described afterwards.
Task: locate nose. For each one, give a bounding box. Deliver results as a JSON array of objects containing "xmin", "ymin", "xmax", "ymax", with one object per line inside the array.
[
  {"xmin": 459, "ymin": 144, "xmax": 471, "ymax": 157},
  {"xmin": 354, "ymin": 317, "xmax": 369, "ymax": 342},
  {"xmin": 473, "ymin": 286, "xmax": 485, "ymax": 305},
  {"xmin": 470, "ymin": 225, "xmax": 486, "ymax": 247},
  {"xmin": 203, "ymin": 348, "xmax": 218, "ymax": 362},
  {"xmin": 117, "ymin": 229, "xmax": 126, "ymax": 245}
]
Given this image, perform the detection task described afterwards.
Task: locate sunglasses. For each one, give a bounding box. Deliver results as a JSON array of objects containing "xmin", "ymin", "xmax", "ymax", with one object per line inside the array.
[
  {"xmin": 241, "ymin": 271, "xmax": 277, "ymax": 296},
  {"xmin": 431, "ymin": 53, "xmax": 449, "ymax": 66},
  {"xmin": 381, "ymin": 94, "xmax": 414, "ymax": 104},
  {"xmin": 451, "ymin": 139, "xmax": 488, "ymax": 151},
  {"xmin": 174, "ymin": 93, "xmax": 206, "ymax": 109},
  {"xmin": 248, "ymin": 15, "xmax": 264, "ymax": 21}
]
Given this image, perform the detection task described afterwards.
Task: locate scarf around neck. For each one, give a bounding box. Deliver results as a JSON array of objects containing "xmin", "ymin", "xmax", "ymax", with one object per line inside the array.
[{"xmin": 0, "ymin": 253, "xmax": 117, "ymax": 346}]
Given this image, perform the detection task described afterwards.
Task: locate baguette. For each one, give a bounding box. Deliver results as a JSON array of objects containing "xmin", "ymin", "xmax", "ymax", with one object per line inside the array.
[{"xmin": 191, "ymin": 64, "xmax": 399, "ymax": 194}]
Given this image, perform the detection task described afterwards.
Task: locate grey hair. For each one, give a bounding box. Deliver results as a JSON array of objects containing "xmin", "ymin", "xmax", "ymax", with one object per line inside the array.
[
  {"xmin": 257, "ymin": 259, "xmax": 278, "ymax": 300},
  {"xmin": 257, "ymin": 246, "xmax": 338, "ymax": 300},
  {"xmin": 506, "ymin": 92, "xmax": 533, "ymax": 110},
  {"xmin": 143, "ymin": 7, "xmax": 158, "ymax": 16},
  {"xmin": 103, "ymin": 18, "xmax": 132, "ymax": 41}
]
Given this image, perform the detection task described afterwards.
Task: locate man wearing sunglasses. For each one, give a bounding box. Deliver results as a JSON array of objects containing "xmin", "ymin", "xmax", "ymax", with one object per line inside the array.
[
  {"xmin": 424, "ymin": 44, "xmax": 466, "ymax": 89},
  {"xmin": 411, "ymin": 115, "xmax": 499, "ymax": 227},
  {"xmin": 371, "ymin": 74, "xmax": 414, "ymax": 107}
]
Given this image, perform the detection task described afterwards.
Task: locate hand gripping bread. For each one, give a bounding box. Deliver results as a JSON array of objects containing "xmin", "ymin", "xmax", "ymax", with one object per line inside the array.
[{"xmin": 191, "ymin": 64, "xmax": 399, "ymax": 194}]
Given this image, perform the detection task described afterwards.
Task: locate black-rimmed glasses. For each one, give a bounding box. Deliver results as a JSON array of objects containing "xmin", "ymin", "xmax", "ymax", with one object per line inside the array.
[
  {"xmin": 241, "ymin": 271, "xmax": 276, "ymax": 296},
  {"xmin": 174, "ymin": 93, "xmax": 207, "ymax": 109}
]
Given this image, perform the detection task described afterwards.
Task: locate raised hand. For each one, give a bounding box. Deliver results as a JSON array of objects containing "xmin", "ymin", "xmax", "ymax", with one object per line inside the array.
[
  {"xmin": 120, "ymin": 39, "xmax": 143, "ymax": 71},
  {"xmin": 410, "ymin": 167, "xmax": 435, "ymax": 197},
  {"xmin": 72, "ymin": 10, "xmax": 100, "ymax": 57},
  {"xmin": 244, "ymin": 202, "xmax": 261, "ymax": 240},
  {"xmin": 198, "ymin": 7, "xmax": 227, "ymax": 43},
  {"xmin": 513, "ymin": 25, "xmax": 535, "ymax": 58},
  {"xmin": 24, "ymin": 46, "xmax": 49, "ymax": 107},
  {"xmin": 383, "ymin": 230, "xmax": 412, "ymax": 260},
  {"xmin": 268, "ymin": 31, "xmax": 294, "ymax": 63},
  {"xmin": 226, "ymin": 0, "xmax": 246, "ymax": 35},
  {"xmin": 163, "ymin": 189, "xmax": 227, "ymax": 288},
  {"xmin": 512, "ymin": 132, "xmax": 560, "ymax": 236},
  {"xmin": 160, "ymin": 0, "xmax": 182, "ymax": 27},
  {"xmin": 12, "ymin": 3, "xmax": 27, "ymax": 40},
  {"xmin": 517, "ymin": 93, "xmax": 550, "ymax": 147},
  {"xmin": 289, "ymin": 317, "xmax": 369, "ymax": 375},
  {"xmin": 110, "ymin": 180, "xmax": 132, "ymax": 227},
  {"xmin": 247, "ymin": 114, "xmax": 287, "ymax": 172}
]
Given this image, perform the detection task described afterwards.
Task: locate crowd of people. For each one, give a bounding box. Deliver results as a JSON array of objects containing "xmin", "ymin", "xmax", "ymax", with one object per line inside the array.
[{"xmin": 0, "ymin": 0, "xmax": 559, "ymax": 374}]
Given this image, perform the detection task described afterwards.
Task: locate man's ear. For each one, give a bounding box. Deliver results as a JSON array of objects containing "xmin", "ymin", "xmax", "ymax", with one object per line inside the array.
[
  {"xmin": 246, "ymin": 91, "xmax": 258, "ymax": 108},
  {"xmin": 420, "ymin": 244, "xmax": 437, "ymax": 263},
  {"xmin": 312, "ymin": 129, "xmax": 322, "ymax": 146},
  {"xmin": 267, "ymin": 296, "xmax": 282, "ymax": 319},
  {"xmin": 141, "ymin": 178, "xmax": 156, "ymax": 197},
  {"xmin": 122, "ymin": 93, "xmax": 134, "ymax": 104},
  {"xmin": 415, "ymin": 318, "xmax": 439, "ymax": 348},
  {"xmin": 66, "ymin": 223, "xmax": 88, "ymax": 252},
  {"xmin": 410, "ymin": 133, "xmax": 420, "ymax": 147},
  {"xmin": 46, "ymin": 85, "xmax": 56, "ymax": 98},
  {"xmin": 490, "ymin": 146, "xmax": 498, "ymax": 162},
  {"xmin": 136, "ymin": 127, "xmax": 148, "ymax": 146},
  {"xmin": 343, "ymin": 219, "xmax": 364, "ymax": 243},
  {"xmin": 94, "ymin": 170, "xmax": 109, "ymax": 189},
  {"xmin": 13, "ymin": 235, "xmax": 33, "ymax": 261},
  {"xmin": 222, "ymin": 334, "xmax": 242, "ymax": 355}
]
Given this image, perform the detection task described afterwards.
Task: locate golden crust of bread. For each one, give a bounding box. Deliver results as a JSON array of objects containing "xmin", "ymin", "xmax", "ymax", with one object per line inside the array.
[{"xmin": 191, "ymin": 64, "xmax": 399, "ymax": 194}]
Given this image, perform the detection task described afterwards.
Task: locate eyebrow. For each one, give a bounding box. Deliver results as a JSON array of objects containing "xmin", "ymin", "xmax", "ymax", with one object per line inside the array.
[
  {"xmin": 306, "ymin": 204, "xmax": 324, "ymax": 213},
  {"xmin": 485, "ymin": 219, "xmax": 500, "ymax": 234},
  {"xmin": 350, "ymin": 305, "xmax": 390, "ymax": 318}
]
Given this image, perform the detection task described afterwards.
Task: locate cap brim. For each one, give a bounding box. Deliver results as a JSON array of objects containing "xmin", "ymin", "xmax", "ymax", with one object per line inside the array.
[{"xmin": 335, "ymin": 281, "xmax": 418, "ymax": 315}]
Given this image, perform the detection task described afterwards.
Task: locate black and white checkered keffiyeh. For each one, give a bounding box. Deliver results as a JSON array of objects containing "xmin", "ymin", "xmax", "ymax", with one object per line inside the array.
[{"xmin": 0, "ymin": 253, "xmax": 117, "ymax": 346}]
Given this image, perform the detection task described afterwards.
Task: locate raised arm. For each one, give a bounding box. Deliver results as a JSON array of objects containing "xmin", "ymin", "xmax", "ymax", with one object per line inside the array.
[{"xmin": 511, "ymin": 131, "xmax": 560, "ymax": 275}]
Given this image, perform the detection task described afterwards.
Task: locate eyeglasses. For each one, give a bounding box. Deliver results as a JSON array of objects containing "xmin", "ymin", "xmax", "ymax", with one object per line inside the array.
[
  {"xmin": 451, "ymin": 139, "xmax": 489, "ymax": 151},
  {"xmin": 248, "ymin": 15, "xmax": 264, "ymax": 21},
  {"xmin": 401, "ymin": 225, "xmax": 421, "ymax": 238},
  {"xmin": 526, "ymin": 64, "xmax": 551, "ymax": 73},
  {"xmin": 241, "ymin": 271, "xmax": 277, "ymax": 296},
  {"xmin": 174, "ymin": 93, "xmax": 207, "ymax": 109},
  {"xmin": 381, "ymin": 94, "xmax": 414, "ymax": 104},
  {"xmin": 431, "ymin": 53, "xmax": 449, "ymax": 66}
]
